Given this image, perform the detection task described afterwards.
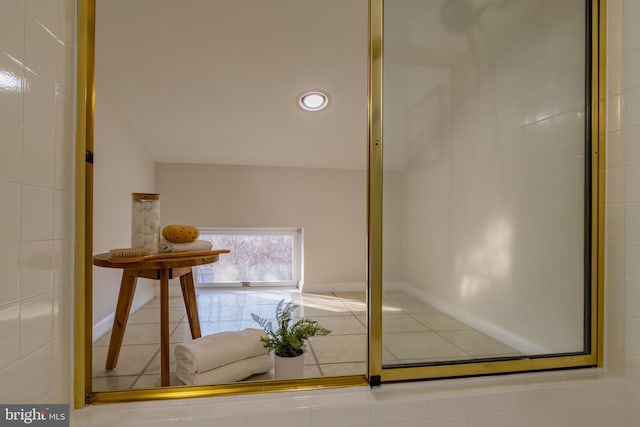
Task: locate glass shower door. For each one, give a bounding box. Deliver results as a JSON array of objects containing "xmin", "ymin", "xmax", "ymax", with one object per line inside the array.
[{"xmin": 373, "ymin": 0, "xmax": 600, "ymax": 378}]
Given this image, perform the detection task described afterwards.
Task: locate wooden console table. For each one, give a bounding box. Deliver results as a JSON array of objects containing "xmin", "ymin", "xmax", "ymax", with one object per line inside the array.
[{"xmin": 93, "ymin": 250, "xmax": 229, "ymax": 387}]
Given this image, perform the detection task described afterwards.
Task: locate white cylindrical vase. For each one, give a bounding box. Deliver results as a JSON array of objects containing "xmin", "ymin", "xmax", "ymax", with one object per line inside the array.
[
  {"xmin": 274, "ymin": 354, "xmax": 305, "ymax": 379},
  {"xmin": 131, "ymin": 193, "xmax": 160, "ymax": 253}
]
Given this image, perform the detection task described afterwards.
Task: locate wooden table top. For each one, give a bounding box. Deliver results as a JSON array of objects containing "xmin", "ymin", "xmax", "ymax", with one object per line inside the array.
[{"xmin": 93, "ymin": 250, "xmax": 230, "ymax": 270}]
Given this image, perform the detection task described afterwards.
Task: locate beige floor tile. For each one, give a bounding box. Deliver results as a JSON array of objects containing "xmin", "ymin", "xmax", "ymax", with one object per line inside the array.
[
  {"xmin": 242, "ymin": 303, "xmax": 283, "ymax": 320},
  {"xmin": 128, "ymin": 306, "xmax": 186, "ymax": 324},
  {"xmin": 341, "ymin": 300, "xmax": 367, "ymax": 314},
  {"xmin": 383, "ymin": 299, "xmax": 439, "ymax": 314},
  {"xmin": 382, "ymin": 313, "xmax": 431, "ymax": 333},
  {"xmin": 308, "ymin": 334, "xmax": 366, "ymax": 364},
  {"xmin": 393, "ymin": 355, "xmax": 475, "ymax": 365},
  {"xmin": 304, "ymin": 348, "xmax": 318, "ymax": 365},
  {"xmin": 91, "ymin": 289, "xmax": 521, "ymax": 392},
  {"xmin": 308, "ymin": 315, "xmax": 366, "ymax": 335},
  {"xmin": 382, "ymin": 346, "xmax": 397, "ymax": 364},
  {"xmin": 332, "ymin": 292, "xmax": 366, "ymax": 302},
  {"xmin": 197, "ymin": 304, "xmax": 249, "ymax": 321},
  {"xmin": 144, "ymin": 344, "xmax": 177, "ymax": 374},
  {"xmin": 132, "ymin": 374, "xmax": 183, "ymax": 389},
  {"xmin": 93, "ymin": 322, "xmax": 182, "ymax": 346},
  {"xmin": 293, "ymin": 292, "xmax": 338, "ymax": 303},
  {"xmin": 320, "ymin": 363, "xmax": 366, "ymax": 377},
  {"xmin": 92, "ymin": 344, "xmax": 158, "ymax": 377},
  {"xmin": 170, "ymin": 323, "xmax": 192, "ymax": 343},
  {"xmin": 304, "ymin": 364, "xmax": 322, "ymax": 377},
  {"xmin": 188, "ymin": 364, "xmax": 320, "ymax": 382},
  {"xmin": 438, "ymin": 330, "xmax": 520, "ymax": 357},
  {"xmin": 245, "ymin": 370, "xmax": 274, "ymax": 381},
  {"xmin": 92, "ymin": 375, "xmax": 138, "ymax": 392},
  {"xmin": 382, "ymin": 291, "xmax": 414, "ymax": 301},
  {"xmin": 383, "ymin": 332, "xmax": 468, "ymax": 360},
  {"xmin": 296, "ymin": 300, "xmax": 351, "ymax": 317},
  {"xmin": 197, "ymin": 290, "xmax": 288, "ymax": 307},
  {"xmin": 411, "ymin": 312, "xmax": 472, "ymax": 331},
  {"xmin": 143, "ymin": 296, "xmax": 189, "ymax": 308}
]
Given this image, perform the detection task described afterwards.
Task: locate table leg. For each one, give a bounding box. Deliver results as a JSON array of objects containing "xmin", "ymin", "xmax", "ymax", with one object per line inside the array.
[
  {"xmin": 105, "ymin": 270, "xmax": 137, "ymax": 369},
  {"xmin": 160, "ymin": 268, "xmax": 170, "ymax": 387},
  {"xmin": 180, "ymin": 269, "xmax": 202, "ymax": 339}
]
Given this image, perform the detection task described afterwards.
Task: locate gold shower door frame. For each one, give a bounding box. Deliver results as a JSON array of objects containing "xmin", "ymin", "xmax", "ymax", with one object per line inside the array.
[
  {"xmin": 367, "ymin": 0, "xmax": 606, "ymax": 383},
  {"xmin": 73, "ymin": 0, "xmax": 606, "ymax": 407}
]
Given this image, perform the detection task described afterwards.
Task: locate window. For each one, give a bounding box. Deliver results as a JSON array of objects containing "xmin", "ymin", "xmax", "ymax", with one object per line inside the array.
[{"xmin": 195, "ymin": 228, "xmax": 303, "ymax": 287}]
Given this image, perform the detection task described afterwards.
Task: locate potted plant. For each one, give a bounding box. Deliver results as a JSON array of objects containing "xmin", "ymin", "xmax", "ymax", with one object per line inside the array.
[{"xmin": 252, "ymin": 299, "xmax": 330, "ymax": 379}]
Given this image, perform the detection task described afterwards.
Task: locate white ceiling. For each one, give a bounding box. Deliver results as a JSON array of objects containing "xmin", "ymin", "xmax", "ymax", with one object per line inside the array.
[
  {"xmin": 95, "ymin": 0, "xmax": 369, "ymax": 170},
  {"xmin": 94, "ymin": 0, "xmax": 544, "ymax": 171}
]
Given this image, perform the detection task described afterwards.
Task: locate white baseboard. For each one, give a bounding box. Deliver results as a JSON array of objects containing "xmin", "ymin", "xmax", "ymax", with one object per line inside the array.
[
  {"xmin": 395, "ymin": 282, "xmax": 548, "ymax": 354},
  {"xmin": 381, "ymin": 281, "xmax": 404, "ymax": 292},
  {"xmin": 92, "ymin": 286, "xmax": 156, "ymax": 342}
]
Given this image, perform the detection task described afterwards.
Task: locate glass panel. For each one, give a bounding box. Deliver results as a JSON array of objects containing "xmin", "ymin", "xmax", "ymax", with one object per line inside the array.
[
  {"xmin": 198, "ymin": 232, "xmax": 296, "ymax": 284},
  {"xmin": 382, "ymin": 0, "xmax": 587, "ymax": 367}
]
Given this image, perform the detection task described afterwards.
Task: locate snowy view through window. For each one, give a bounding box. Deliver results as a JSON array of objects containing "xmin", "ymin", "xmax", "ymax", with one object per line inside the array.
[{"xmin": 197, "ymin": 232, "xmax": 296, "ymax": 285}]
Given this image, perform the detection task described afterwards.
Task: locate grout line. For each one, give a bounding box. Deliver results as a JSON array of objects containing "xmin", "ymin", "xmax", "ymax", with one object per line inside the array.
[
  {"xmin": 307, "ymin": 343, "xmax": 323, "ymax": 377},
  {"xmin": 129, "ymin": 346, "xmax": 161, "ymax": 390}
]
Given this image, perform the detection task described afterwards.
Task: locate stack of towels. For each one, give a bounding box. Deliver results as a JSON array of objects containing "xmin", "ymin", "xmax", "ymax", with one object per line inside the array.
[
  {"xmin": 159, "ymin": 238, "xmax": 212, "ymax": 253},
  {"xmin": 174, "ymin": 328, "xmax": 272, "ymax": 385},
  {"xmin": 159, "ymin": 224, "xmax": 212, "ymax": 253}
]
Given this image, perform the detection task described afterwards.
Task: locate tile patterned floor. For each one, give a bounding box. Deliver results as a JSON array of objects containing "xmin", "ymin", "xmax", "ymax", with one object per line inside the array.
[{"xmin": 92, "ymin": 289, "xmax": 519, "ymax": 391}]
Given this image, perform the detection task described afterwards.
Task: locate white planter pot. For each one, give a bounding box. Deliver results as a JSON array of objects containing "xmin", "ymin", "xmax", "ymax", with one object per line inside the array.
[{"xmin": 274, "ymin": 353, "xmax": 305, "ymax": 379}]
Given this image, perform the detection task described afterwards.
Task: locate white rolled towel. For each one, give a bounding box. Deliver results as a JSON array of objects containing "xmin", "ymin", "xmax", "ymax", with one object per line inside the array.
[
  {"xmin": 174, "ymin": 328, "xmax": 268, "ymax": 374},
  {"xmin": 176, "ymin": 354, "xmax": 272, "ymax": 385},
  {"xmin": 159, "ymin": 239, "xmax": 212, "ymax": 253}
]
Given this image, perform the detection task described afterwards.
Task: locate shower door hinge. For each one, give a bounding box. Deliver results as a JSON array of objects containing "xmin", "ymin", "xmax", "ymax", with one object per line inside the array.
[
  {"xmin": 369, "ymin": 375, "xmax": 381, "ymax": 389},
  {"xmin": 85, "ymin": 150, "xmax": 94, "ymax": 164}
]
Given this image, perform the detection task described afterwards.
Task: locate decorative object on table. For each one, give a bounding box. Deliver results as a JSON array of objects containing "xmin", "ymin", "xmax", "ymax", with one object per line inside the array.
[
  {"xmin": 252, "ymin": 299, "xmax": 331, "ymax": 379},
  {"xmin": 131, "ymin": 193, "xmax": 161, "ymax": 253},
  {"xmin": 174, "ymin": 328, "xmax": 271, "ymax": 385},
  {"xmin": 108, "ymin": 247, "xmax": 150, "ymax": 261},
  {"xmin": 159, "ymin": 238, "xmax": 213, "ymax": 253},
  {"xmin": 162, "ymin": 224, "xmax": 200, "ymax": 243},
  {"xmin": 93, "ymin": 249, "xmax": 231, "ymax": 386},
  {"xmin": 107, "ymin": 248, "xmax": 223, "ymax": 263}
]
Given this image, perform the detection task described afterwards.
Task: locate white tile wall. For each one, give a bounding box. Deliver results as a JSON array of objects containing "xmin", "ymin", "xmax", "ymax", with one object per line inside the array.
[
  {"xmin": 70, "ymin": 373, "xmax": 640, "ymax": 427},
  {"xmin": 607, "ymin": 0, "xmax": 640, "ymax": 396},
  {"xmin": 0, "ymin": 0, "xmax": 74, "ymax": 404}
]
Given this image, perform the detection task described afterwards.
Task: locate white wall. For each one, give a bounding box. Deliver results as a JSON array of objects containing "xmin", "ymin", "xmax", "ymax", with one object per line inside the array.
[
  {"xmin": 92, "ymin": 75, "xmax": 156, "ymax": 328},
  {"xmin": 383, "ymin": 0, "xmax": 585, "ymax": 354},
  {"xmin": 156, "ymin": 163, "xmax": 367, "ymax": 289},
  {"xmin": 0, "ymin": 0, "xmax": 75, "ymax": 403}
]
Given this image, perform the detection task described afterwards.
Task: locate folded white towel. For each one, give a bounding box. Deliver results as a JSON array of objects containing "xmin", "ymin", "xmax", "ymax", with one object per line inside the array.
[
  {"xmin": 159, "ymin": 239, "xmax": 212, "ymax": 253},
  {"xmin": 176, "ymin": 354, "xmax": 273, "ymax": 385},
  {"xmin": 174, "ymin": 328, "xmax": 268, "ymax": 374}
]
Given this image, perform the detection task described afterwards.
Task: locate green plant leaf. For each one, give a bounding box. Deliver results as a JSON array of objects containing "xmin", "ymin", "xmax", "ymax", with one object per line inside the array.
[{"xmin": 251, "ymin": 298, "xmax": 331, "ymax": 357}]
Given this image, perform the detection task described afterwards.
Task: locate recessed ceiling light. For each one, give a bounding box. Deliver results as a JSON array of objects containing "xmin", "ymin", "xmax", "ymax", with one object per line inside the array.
[{"xmin": 299, "ymin": 91, "xmax": 329, "ymax": 111}]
